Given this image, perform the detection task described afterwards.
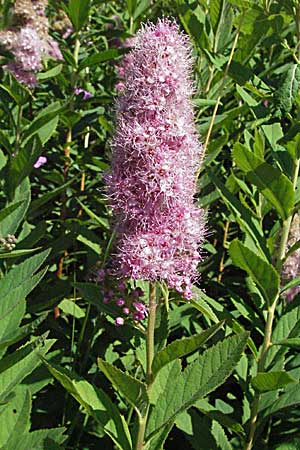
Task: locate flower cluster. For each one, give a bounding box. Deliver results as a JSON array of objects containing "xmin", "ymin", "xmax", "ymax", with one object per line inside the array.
[
  {"xmin": 94, "ymin": 267, "xmax": 147, "ymax": 326},
  {"xmin": 106, "ymin": 19, "xmax": 205, "ymax": 299},
  {"xmin": 0, "ymin": 234, "xmax": 17, "ymax": 251},
  {"xmin": 282, "ymin": 214, "xmax": 300, "ymax": 302},
  {"xmin": 0, "ymin": 0, "xmax": 62, "ymax": 87}
]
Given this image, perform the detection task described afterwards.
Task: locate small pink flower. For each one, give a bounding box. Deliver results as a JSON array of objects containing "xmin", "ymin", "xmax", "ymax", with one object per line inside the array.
[
  {"xmin": 116, "ymin": 297, "xmax": 125, "ymax": 306},
  {"xmin": 115, "ymin": 317, "xmax": 125, "ymax": 326},
  {"xmin": 34, "ymin": 156, "xmax": 47, "ymax": 168},
  {"xmin": 123, "ymin": 307, "xmax": 130, "ymax": 315},
  {"xmin": 133, "ymin": 311, "xmax": 145, "ymax": 321},
  {"xmin": 75, "ymin": 87, "xmax": 93, "ymax": 100}
]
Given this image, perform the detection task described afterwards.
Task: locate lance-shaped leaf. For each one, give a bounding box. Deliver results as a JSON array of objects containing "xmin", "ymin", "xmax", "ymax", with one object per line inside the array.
[
  {"xmin": 152, "ymin": 321, "xmax": 224, "ymax": 377},
  {"xmin": 98, "ymin": 358, "xmax": 148, "ymax": 416},
  {"xmin": 44, "ymin": 361, "xmax": 132, "ymax": 450},
  {"xmin": 146, "ymin": 333, "xmax": 248, "ymax": 440},
  {"xmin": 251, "ymin": 371, "xmax": 296, "ymax": 393},
  {"xmin": 68, "ymin": 0, "xmax": 90, "ymax": 31},
  {"xmin": 232, "ymin": 143, "xmax": 294, "ymax": 220},
  {"xmin": 229, "ymin": 240, "xmax": 279, "ymax": 305}
]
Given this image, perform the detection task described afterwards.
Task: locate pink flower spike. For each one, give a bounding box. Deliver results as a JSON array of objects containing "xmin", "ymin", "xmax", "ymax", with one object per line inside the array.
[
  {"xmin": 106, "ymin": 19, "xmax": 205, "ymax": 293},
  {"xmin": 34, "ymin": 156, "xmax": 47, "ymax": 168},
  {"xmin": 115, "ymin": 317, "xmax": 125, "ymax": 326}
]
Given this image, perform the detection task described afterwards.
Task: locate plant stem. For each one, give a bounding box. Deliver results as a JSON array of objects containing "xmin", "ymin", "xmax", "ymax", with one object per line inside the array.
[
  {"xmin": 245, "ymin": 153, "xmax": 300, "ymax": 450},
  {"xmin": 135, "ymin": 282, "xmax": 157, "ymax": 450}
]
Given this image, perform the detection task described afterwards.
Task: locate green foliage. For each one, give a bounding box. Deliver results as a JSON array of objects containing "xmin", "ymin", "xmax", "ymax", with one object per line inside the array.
[{"xmin": 0, "ymin": 0, "xmax": 299, "ymax": 448}]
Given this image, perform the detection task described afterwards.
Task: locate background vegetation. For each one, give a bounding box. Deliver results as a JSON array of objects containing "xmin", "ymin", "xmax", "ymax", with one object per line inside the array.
[{"xmin": 0, "ymin": 0, "xmax": 300, "ymax": 449}]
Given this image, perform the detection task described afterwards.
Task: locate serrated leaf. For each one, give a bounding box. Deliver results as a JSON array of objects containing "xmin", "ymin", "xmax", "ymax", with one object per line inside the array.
[
  {"xmin": 146, "ymin": 333, "xmax": 248, "ymax": 439},
  {"xmin": 274, "ymin": 64, "xmax": 300, "ymax": 114},
  {"xmin": 229, "ymin": 240, "xmax": 279, "ymax": 305},
  {"xmin": 44, "ymin": 361, "xmax": 132, "ymax": 450},
  {"xmin": 0, "ymin": 338, "xmax": 55, "ymax": 403},
  {"xmin": 0, "ymin": 387, "xmax": 31, "ymax": 449},
  {"xmin": 152, "ymin": 321, "xmax": 224, "ymax": 377},
  {"xmin": 13, "ymin": 427, "xmax": 66, "ymax": 450},
  {"xmin": 262, "ymin": 383, "xmax": 300, "ymax": 419},
  {"xmin": 251, "ymin": 371, "xmax": 296, "ymax": 393},
  {"xmin": 98, "ymin": 357, "xmax": 148, "ymax": 415},
  {"xmin": 232, "ymin": 143, "xmax": 294, "ymax": 219},
  {"xmin": 0, "ymin": 315, "xmax": 47, "ymax": 351}
]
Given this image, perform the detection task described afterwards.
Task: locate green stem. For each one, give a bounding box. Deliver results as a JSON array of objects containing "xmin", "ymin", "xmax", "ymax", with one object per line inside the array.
[
  {"xmin": 245, "ymin": 154, "xmax": 300, "ymax": 450},
  {"xmin": 135, "ymin": 283, "xmax": 157, "ymax": 450}
]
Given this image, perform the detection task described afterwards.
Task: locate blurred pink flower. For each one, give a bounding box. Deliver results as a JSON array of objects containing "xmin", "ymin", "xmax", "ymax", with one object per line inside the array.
[
  {"xmin": 34, "ymin": 156, "xmax": 47, "ymax": 168},
  {"xmin": 282, "ymin": 214, "xmax": 300, "ymax": 302},
  {"xmin": 75, "ymin": 87, "xmax": 93, "ymax": 100}
]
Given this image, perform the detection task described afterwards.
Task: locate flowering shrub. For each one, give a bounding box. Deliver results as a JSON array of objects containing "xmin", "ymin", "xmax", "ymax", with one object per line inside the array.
[{"xmin": 0, "ymin": 1, "xmax": 299, "ymax": 450}]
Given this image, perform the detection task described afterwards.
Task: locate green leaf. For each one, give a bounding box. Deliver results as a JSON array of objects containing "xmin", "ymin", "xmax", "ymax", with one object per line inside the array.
[
  {"xmin": 58, "ymin": 299, "xmax": 85, "ymax": 319},
  {"xmin": 127, "ymin": 0, "xmax": 137, "ymax": 16},
  {"xmin": 79, "ymin": 49, "xmax": 125, "ymax": 71},
  {"xmin": 262, "ymin": 383, "xmax": 300, "ymax": 419},
  {"xmin": 0, "ymin": 338, "xmax": 55, "ymax": 403},
  {"xmin": 97, "ymin": 358, "xmax": 148, "ymax": 415},
  {"xmin": 12, "ymin": 428, "xmax": 66, "ymax": 450},
  {"xmin": 273, "ymin": 338, "xmax": 300, "ymax": 348},
  {"xmin": 0, "ymin": 248, "xmax": 41, "ymax": 259},
  {"xmin": 232, "ymin": 143, "xmax": 294, "ymax": 219},
  {"xmin": 37, "ymin": 64, "xmax": 63, "ymax": 81},
  {"xmin": 68, "ymin": 0, "xmax": 90, "ymax": 31},
  {"xmin": 274, "ymin": 64, "xmax": 300, "ymax": 114},
  {"xmin": 210, "ymin": 0, "xmax": 224, "ymax": 32},
  {"xmin": 0, "ymin": 387, "xmax": 31, "ymax": 450},
  {"xmin": 0, "ymin": 315, "xmax": 47, "ymax": 351},
  {"xmin": 190, "ymin": 290, "xmax": 219, "ymax": 324},
  {"xmin": 0, "ymin": 178, "xmax": 30, "ymax": 234},
  {"xmin": 28, "ymin": 177, "xmax": 76, "ymax": 215},
  {"xmin": 22, "ymin": 104, "xmax": 62, "ymax": 145},
  {"xmin": 6, "ymin": 138, "xmax": 41, "ymax": 198},
  {"xmin": 229, "ymin": 240, "xmax": 279, "ymax": 305},
  {"xmin": 266, "ymin": 306, "xmax": 300, "ymax": 368},
  {"xmin": 76, "ymin": 198, "xmax": 109, "ymax": 229},
  {"xmin": 0, "ymin": 249, "xmax": 50, "ymax": 297},
  {"xmin": 44, "ymin": 361, "xmax": 132, "ymax": 450},
  {"xmin": 152, "ymin": 321, "xmax": 224, "ymax": 377},
  {"xmin": 251, "ymin": 371, "xmax": 296, "ymax": 393},
  {"xmin": 146, "ymin": 333, "xmax": 248, "ymax": 439}
]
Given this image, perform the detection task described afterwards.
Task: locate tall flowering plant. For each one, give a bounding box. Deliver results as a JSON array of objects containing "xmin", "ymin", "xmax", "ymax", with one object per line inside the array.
[{"xmin": 93, "ymin": 19, "xmax": 247, "ymax": 450}]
